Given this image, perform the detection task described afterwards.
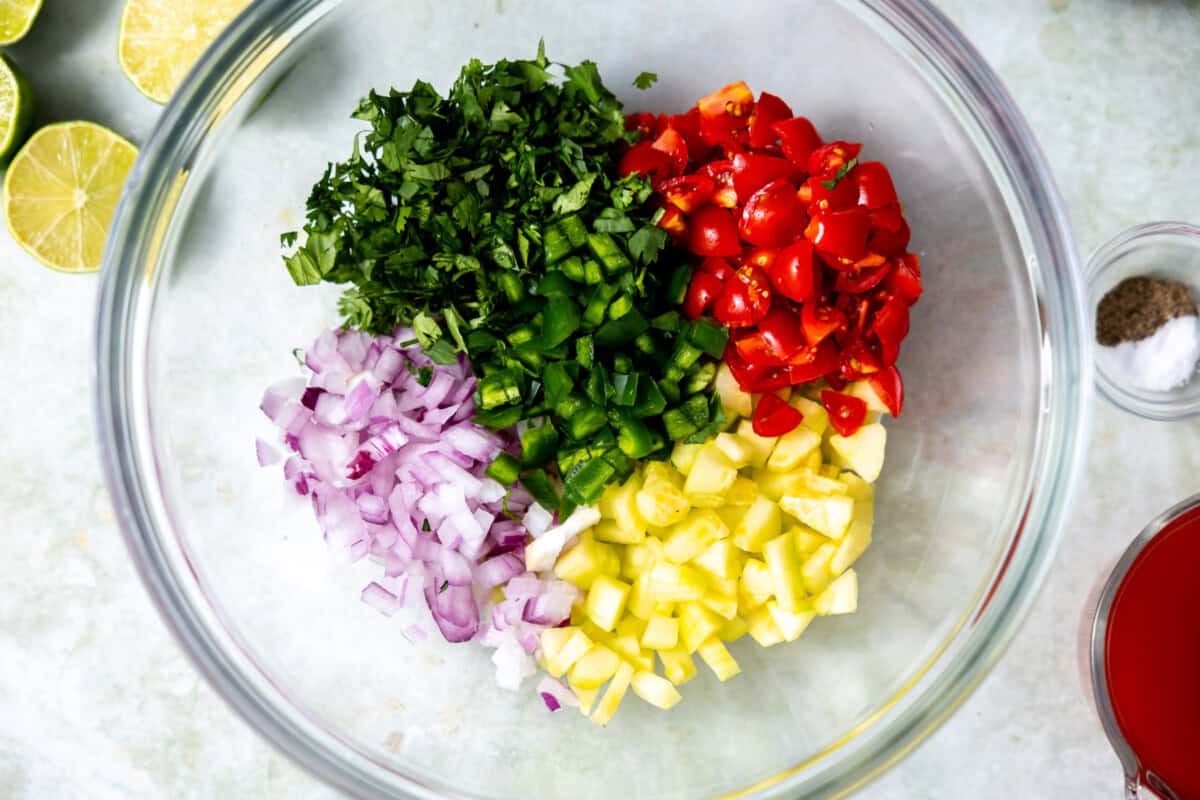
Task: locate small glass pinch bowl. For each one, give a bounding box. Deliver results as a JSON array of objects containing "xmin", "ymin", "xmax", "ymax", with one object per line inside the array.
[{"xmin": 1087, "ymin": 222, "xmax": 1200, "ymax": 420}]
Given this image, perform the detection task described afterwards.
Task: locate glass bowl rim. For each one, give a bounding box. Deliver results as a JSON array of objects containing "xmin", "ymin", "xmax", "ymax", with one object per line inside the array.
[{"xmin": 93, "ymin": 0, "xmax": 1092, "ymax": 797}]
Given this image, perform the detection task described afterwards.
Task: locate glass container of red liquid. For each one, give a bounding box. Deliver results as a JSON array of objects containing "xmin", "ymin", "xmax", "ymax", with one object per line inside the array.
[{"xmin": 1091, "ymin": 496, "xmax": 1200, "ymax": 800}]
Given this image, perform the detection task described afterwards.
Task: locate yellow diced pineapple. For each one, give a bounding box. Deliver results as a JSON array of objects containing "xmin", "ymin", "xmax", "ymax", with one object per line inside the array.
[
  {"xmin": 732, "ymin": 495, "xmax": 782, "ymax": 553},
  {"xmin": 637, "ymin": 466, "xmax": 690, "ymax": 527},
  {"xmin": 574, "ymin": 686, "xmax": 599, "ymax": 716},
  {"xmin": 539, "ymin": 627, "xmax": 573, "ymax": 666},
  {"xmin": 740, "ymin": 557, "xmax": 774, "ymax": 599},
  {"xmin": 608, "ymin": 634, "xmax": 654, "ymax": 671},
  {"xmin": 814, "ymin": 569, "xmax": 858, "ymax": 615},
  {"xmin": 568, "ymin": 645, "xmax": 621, "ymax": 690},
  {"xmin": 705, "ymin": 574, "xmax": 739, "ymax": 599},
  {"xmin": 803, "ymin": 448, "xmax": 824, "ymax": 472},
  {"xmin": 641, "ymin": 614, "xmax": 679, "ymax": 650},
  {"xmin": 818, "ymin": 463, "xmax": 841, "ymax": 480},
  {"xmin": 616, "ymin": 615, "xmax": 647, "ymax": 640},
  {"xmin": 767, "ymin": 600, "xmax": 816, "ymax": 641},
  {"xmin": 595, "ymin": 519, "xmax": 644, "ymax": 545},
  {"xmin": 713, "ymin": 432, "xmax": 752, "ymax": 469},
  {"xmin": 767, "ymin": 426, "xmax": 822, "ymax": 471},
  {"xmin": 746, "ymin": 606, "xmax": 785, "ymax": 646},
  {"xmin": 752, "ymin": 468, "xmax": 809, "ymax": 502},
  {"xmin": 627, "ymin": 569, "xmax": 656, "ymax": 620},
  {"xmin": 789, "ymin": 394, "xmax": 829, "ymax": 435},
  {"xmin": 678, "ymin": 602, "xmax": 723, "ymax": 653},
  {"xmin": 827, "ymin": 423, "xmax": 887, "ymax": 483},
  {"xmin": 734, "ymin": 420, "xmax": 777, "ymax": 468},
  {"xmin": 631, "ymin": 670, "xmax": 683, "ymax": 710},
  {"xmin": 590, "ymin": 661, "xmax": 635, "ymax": 725},
  {"xmin": 691, "ymin": 539, "xmax": 745, "ymax": 581},
  {"xmin": 702, "ymin": 591, "xmax": 739, "ymax": 620},
  {"xmin": 697, "ymin": 637, "xmax": 741, "ymax": 681},
  {"xmin": 654, "ymin": 602, "xmax": 675, "ymax": 615},
  {"xmin": 683, "ymin": 446, "xmax": 738, "ymax": 497},
  {"xmin": 648, "ymin": 561, "xmax": 709, "ymax": 603},
  {"xmin": 792, "ymin": 525, "xmax": 831, "ymax": 557},
  {"xmin": 644, "ymin": 461, "xmax": 683, "ymax": 486},
  {"xmin": 545, "ymin": 628, "xmax": 594, "ymax": 678},
  {"xmin": 718, "ymin": 615, "xmax": 748, "ymax": 642},
  {"xmin": 779, "ymin": 493, "xmax": 854, "ymax": 539},
  {"xmin": 801, "ymin": 543, "xmax": 837, "ymax": 594},
  {"xmin": 801, "ymin": 470, "xmax": 849, "ymax": 496},
  {"xmin": 725, "ymin": 476, "xmax": 759, "ymax": 506},
  {"xmin": 579, "ymin": 619, "xmax": 611, "ymax": 645},
  {"xmin": 621, "ymin": 537, "xmax": 664, "ymax": 580},
  {"xmin": 839, "ymin": 472, "xmax": 876, "ymax": 501},
  {"xmin": 670, "ymin": 442, "xmax": 703, "ymax": 475},
  {"xmin": 762, "ymin": 531, "xmax": 807, "ymax": 612},
  {"xmin": 846, "ymin": 379, "xmax": 891, "ymax": 414},
  {"xmin": 716, "ymin": 505, "xmax": 748, "ymax": 532},
  {"xmin": 714, "ymin": 362, "xmax": 753, "ymax": 420},
  {"xmin": 555, "ymin": 532, "xmax": 620, "ymax": 589},
  {"xmin": 586, "ymin": 575, "xmax": 632, "ymax": 632},
  {"xmin": 598, "ymin": 475, "xmax": 648, "ymax": 538},
  {"xmin": 658, "ymin": 645, "xmax": 697, "ymax": 685},
  {"xmin": 664, "ymin": 509, "xmax": 728, "ymax": 564},
  {"xmin": 832, "ymin": 501, "xmax": 873, "ymax": 574}
]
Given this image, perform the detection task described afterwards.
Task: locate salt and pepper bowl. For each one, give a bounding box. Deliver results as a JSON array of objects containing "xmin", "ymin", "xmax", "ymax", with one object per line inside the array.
[{"xmin": 1086, "ymin": 221, "xmax": 1200, "ymax": 420}]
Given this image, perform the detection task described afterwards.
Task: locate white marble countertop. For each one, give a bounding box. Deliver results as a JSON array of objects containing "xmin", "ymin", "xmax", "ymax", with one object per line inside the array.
[{"xmin": 2, "ymin": 1, "xmax": 1198, "ymax": 797}]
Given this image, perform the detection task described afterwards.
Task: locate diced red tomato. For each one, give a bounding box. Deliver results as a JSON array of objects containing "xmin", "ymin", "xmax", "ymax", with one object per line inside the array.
[
  {"xmin": 687, "ymin": 205, "xmax": 741, "ymax": 257},
  {"xmin": 748, "ymin": 92, "xmax": 793, "ymax": 148},
  {"xmin": 838, "ymin": 339, "xmax": 883, "ymax": 380},
  {"xmin": 752, "ymin": 392, "xmax": 803, "ymax": 436},
  {"xmin": 651, "ymin": 127, "xmax": 689, "ymax": 176},
  {"xmin": 887, "ymin": 252, "xmax": 923, "ymax": 305},
  {"xmin": 784, "ymin": 338, "xmax": 840, "ymax": 381},
  {"xmin": 872, "ymin": 293, "xmax": 910, "ymax": 365},
  {"xmin": 619, "ymin": 140, "xmax": 674, "ymax": 183},
  {"xmin": 739, "ymin": 179, "xmax": 806, "ymax": 247},
  {"xmin": 697, "ymin": 81, "xmax": 755, "ymax": 120},
  {"xmin": 772, "ymin": 117, "xmax": 822, "ymax": 170},
  {"xmin": 852, "ymin": 161, "xmax": 899, "ymax": 208},
  {"xmin": 805, "ymin": 207, "xmax": 871, "ymax": 262},
  {"xmin": 754, "ymin": 306, "xmax": 807, "ymax": 360},
  {"xmin": 821, "ymin": 390, "xmax": 867, "ymax": 437},
  {"xmin": 869, "ymin": 216, "xmax": 911, "ymax": 256},
  {"xmin": 655, "ymin": 204, "xmax": 688, "ymax": 244},
  {"xmin": 667, "ymin": 108, "xmax": 706, "ymax": 162},
  {"xmin": 683, "ymin": 271, "xmax": 724, "ymax": 321},
  {"xmin": 743, "ymin": 246, "xmax": 778, "ymax": 271},
  {"xmin": 798, "ymin": 175, "xmax": 858, "ymax": 215},
  {"xmin": 731, "ymin": 153, "xmax": 802, "ymax": 204},
  {"xmin": 698, "ymin": 256, "xmax": 735, "ymax": 282},
  {"xmin": 808, "ymin": 141, "xmax": 863, "ymax": 178},
  {"xmin": 834, "ymin": 262, "xmax": 892, "ymax": 294},
  {"xmin": 713, "ymin": 264, "xmax": 771, "ymax": 327},
  {"xmin": 765, "ymin": 240, "xmax": 816, "ymax": 303},
  {"xmin": 868, "ymin": 366, "xmax": 904, "ymax": 417},
  {"xmin": 658, "ymin": 174, "xmax": 716, "ymax": 213},
  {"xmin": 800, "ymin": 301, "xmax": 846, "ymax": 345},
  {"xmin": 625, "ymin": 112, "xmax": 658, "ymax": 139}
]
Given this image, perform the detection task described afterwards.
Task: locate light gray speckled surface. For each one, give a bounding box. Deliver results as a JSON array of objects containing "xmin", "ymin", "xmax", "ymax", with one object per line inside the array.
[{"xmin": 0, "ymin": 1, "xmax": 1197, "ymax": 798}]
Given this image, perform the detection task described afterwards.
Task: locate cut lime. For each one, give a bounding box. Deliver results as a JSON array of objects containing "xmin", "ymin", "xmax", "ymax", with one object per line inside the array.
[
  {"xmin": 0, "ymin": 53, "xmax": 34, "ymax": 164},
  {"xmin": 3, "ymin": 122, "xmax": 138, "ymax": 273},
  {"xmin": 118, "ymin": 0, "xmax": 252, "ymax": 104},
  {"xmin": 0, "ymin": 0, "xmax": 43, "ymax": 45}
]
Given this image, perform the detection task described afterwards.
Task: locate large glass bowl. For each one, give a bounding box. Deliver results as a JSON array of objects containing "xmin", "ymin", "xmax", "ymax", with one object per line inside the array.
[{"xmin": 95, "ymin": 1, "xmax": 1090, "ymax": 797}]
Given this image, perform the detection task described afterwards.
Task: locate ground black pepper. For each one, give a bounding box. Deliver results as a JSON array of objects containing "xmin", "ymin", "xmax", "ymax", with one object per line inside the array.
[{"xmin": 1096, "ymin": 276, "xmax": 1197, "ymax": 347}]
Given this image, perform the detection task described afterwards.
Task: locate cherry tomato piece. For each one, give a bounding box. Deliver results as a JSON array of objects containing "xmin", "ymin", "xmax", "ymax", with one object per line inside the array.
[
  {"xmin": 752, "ymin": 393, "xmax": 803, "ymax": 436},
  {"xmin": 625, "ymin": 112, "xmax": 658, "ymax": 139},
  {"xmin": 807, "ymin": 141, "xmax": 863, "ymax": 179},
  {"xmin": 868, "ymin": 366, "xmax": 904, "ymax": 417},
  {"xmin": 656, "ymin": 204, "xmax": 688, "ymax": 244},
  {"xmin": 714, "ymin": 264, "xmax": 772, "ymax": 327},
  {"xmin": 688, "ymin": 205, "xmax": 742, "ymax": 257},
  {"xmin": 658, "ymin": 174, "xmax": 716, "ymax": 214},
  {"xmin": 683, "ymin": 271, "xmax": 724, "ymax": 320},
  {"xmin": 785, "ymin": 338, "xmax": 841, "ymax": 382},
  {"xmin": 887, "ymin": 253, "xmax": 923, "ymax": 305},
  {"xmin": 697, "ymin": 81, "xmax": 755, "ymax": 120},
  {"xmin": 667, "ymin": 108, "xmax": 706, "ymax": 162},
  {"xmin": 805, "ymin": 207, "xmax": 871, "ymax": 262},
  {"xmin": 772, "ymin": 116, "xmax": 822, "ymax": 170},
  {"xmin": 834, "ymin": 262, "xmax": 893, "ymax": 294},
  {"xmin": 872, "ymin": 293, "xmax": 910, "ymax": 365},
  {"xmin": 838, "ymin": 339, "xmax": 883, "ymax": 380},
  {"xmin": 853, "ymin": 161, "xmax": 899, "ymax": 209},
  {"xmin": 619, "ymin": 140, "xmax": 674, "ymax": 183},
  {"xmin": 739, "ymin": 179, "xmax": 806, "ymax": 248},
  {"xmin": 651, "ymin": 127, "xmax": 689, "ymax": 176},
  {"xmin": 798, "ymin": 174, "xmax": 859, "ymax": 216},
  {"xmin": 755, "ymin": 306, "xmax": 807, "ymax": 360},
  {"xmin": 821, "ymin": 390, "xmax": 868, "ymax": 437},
  {"xmin": 748, "ymin": 92, "xmax": 793, "ymax": 148},
  {"xmin": 800, "ymin": 302, "xmax": 846, "ymax": 345},
  {"xmin": 731, "ymin": 153, "xmax": 803, "ymax": 204},
  {"xmin": 765, "ymin": 240, "xmax": 817, "ymax": 303},
  {"xmin": 869, "ymin": 217, "xmax": 911, "ymax": 257},
  {"xmin": 698, "ymin": 256, "xmax": 735, "ymax": 282}
]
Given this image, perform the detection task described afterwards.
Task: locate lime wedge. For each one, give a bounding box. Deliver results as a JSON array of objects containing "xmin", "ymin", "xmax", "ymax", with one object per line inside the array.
[
  {"xmin": 3, "ymin": 122, "xmax": 138, "ymax": 273},
  {"xmin": 0, "ymin": 53, "xmax": 34, "ymax": 164},
  {"xmin": 0, "ymin": 0, "xmax": 43, "ymax": 45},
  {"xmin": 118, "ymin": 0, "xmax": 252, "ymax": 104}
]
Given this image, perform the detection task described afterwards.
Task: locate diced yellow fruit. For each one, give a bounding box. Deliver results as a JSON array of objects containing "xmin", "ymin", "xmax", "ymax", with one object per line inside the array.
[
  {"xmin": 664, "ymin": 509, "xmax": 728, "ymax": 563},
  {"xmin": 590, "ymin": 661, "xmax": 635, "ymax": 726},
  {"xmin": 697, "ymin": 637, "xmax": 741, "ymax": 681},
  {"xmin": 636, "ymin": 478, "xmax": 690, "ymax": 528},
  {"xmin": 641, "ymin": 614, "xmax": 679, "ymax": 650},
  {"xmin": 546, "ymin": 629, "xmax": 594, "ymax": 678},
  {"xmin": 598, "ymin": 475, "xmax": 648, "ymax": 538},
  {"xmin": 713, "ymin": 432, "xmax": 752, "ymax": 469},
  {"xmin": 832, "ymin": 502, "xmax": 873, "ymax": 574},
  {"xmin": 540, "ymin": 626, "xmax": 573, "ymax": 665},
  {"xmin": 595, "ymin": 519, "xmax": 645, "ymax": 545},
  {"xmin": 827, "ymin": 423, "xmax": 887, "ymax": 483},
  {"xmin": 555, "ymin": 532, "xmax": 620, "ymax": 589},
  {"xmin": 706, "ymin": 574, "xmax": 739, "ymax": 599},
  {"xmin": 725, "ymin": 476, "xmax": 759, "ymax": 506},
  {"xmin": 752, "ymin": 468, "xmax": 810, "ymax": 502},
  {"xmin": 839, "ymin": 472, "xmax": 875, "ymax": 501},
  {"xmin": 670, "ymin": 442, "xmax": 703, "ymax": 475},
  {"xmin": 789, "ymin": 394, "xmax": 829, "ymax": 435},
  {"xmin": 740, "ymin": 558, "xmax": 774, "ymax": 598},
  {"xmin": 715, "ymin": 362, "xmax": 753, "ymax": 420},
  {"xmin": 691, "ymin": 539, "xmax": 745, "ymax": 581},
  {"xmin": 738, "ymin": 583, "xmax": 767, "ymax": 614},
  {"xmin": 654, "ymin": 602, "xmax": 675, "ymax": 615},
  {"xmin": 818, "ymin": 463, "xmax": 841, "ymax": 480},
  {"xmin": 568, "ymin": 645, "xmax": 621, "ymax": 690},
  {"xmin": 579, "ymin": 619, "xmax": 611, "ymax": 645},
  {"xmin": 570, "ymin": 604, "xmax": 587, "ymax": 626},
  {"xmin": 616, "ymin": 615, "xmax": 647, "ymax": 640},
  {"xmin": 702, "ymin": 591, "xmax": 739, "ymax": 620},
  {"xmin": 746, "ymin": 606, "xmax": 785, "ymax": 646},
  {"xmin": 628, "ymin": 569, "xmax": 656, "ymax": 620},
  {"xmin": 631, "ymin": 670, "xmax": 683, "ymax": 710},
  {"xmin": 814, "ymin": 569, "xmax": 858, "ymax": 615},
  {"xmin": 621, "ymin": 537, "xmax": 665, "ymax": 580},
  {"xmin": 847, "ymin": 379, "xmax": 891, "ymax": 414},
  {"xmin": 763, "ymin": 532, "xmax": 807, "ymax": 612},
  {"xmin": 685, "ymin": 491, "xmax": 727, "ymax": 509},
  {"xmin": 767, "ymin": 426, "xmax": 822, "ymax": 471},
  {"xmin": 644, "ymin": 461, "xmax": 683, "ymax": 487},
  {"xmin": 586, "ymin": 575, "xmax": 632, "ymax": 632},
  {"xmin": 679, "ymin": 602, "xmax": 724, "ymax": 653},
  {"xmin": 732, "ymin": 495, "xmax": 782, "ymax": 553},
  {"xmin": 792, "ymin": 525, "xmax": 831, "ymax": 557},
  {"xmin": 575, "ymin": 686, "xmax": 600, "ymax": 715},
  {"xmin": 609, "ymin": 634, "xmax": 654, "ymax": 671},
  {"xmin": 716, "ymin": 505, "xmax": 748, "ymax": 532},
  {"xmin": 683, "ymin": 446, "xmax": 738, "ymax": 497},
  {"xmin": 779, "ymin": 493, "xmax": 854, "ymax": 539},
  {"xmin": 734, "ymin": 420, "xmax": 778, "ymax": 468},
  {"xmin": 801, "ymin": 543, "xmax": 837, "ymax": 594},
  {"xmin": 658, "ymin": 645, "xmax": 698, "ymax": 685},
  {"xmin": 767, "ymin": 600, "xmax": 816, "ymax": 641},
  {"xmin": 718, "ymin": 615, "xmax": 748, "ymax": 642},
  {"xmin": 802, "ymin": 470, "xmax": 849, "ymax": 496},
  {"xmin": 648, "ymin": 561, "xmax": 708, "ymax": 603},
  {"xmin": 803, "ymin": 448, "xmax": 824, "ymax": 472}
]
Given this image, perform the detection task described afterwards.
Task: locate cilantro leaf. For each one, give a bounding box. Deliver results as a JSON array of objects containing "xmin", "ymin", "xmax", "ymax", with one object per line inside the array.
[
  {"xmin": 820, "ymin": 157, "xmax": 859, "ymax": 190},
  {"xmin": 633, "ymin": 71, "xmax": 658, "ymax": 90}
]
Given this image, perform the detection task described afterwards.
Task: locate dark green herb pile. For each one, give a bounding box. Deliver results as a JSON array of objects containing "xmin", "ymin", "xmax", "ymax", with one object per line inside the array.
[{"xmin": 283, "ymin": 45, "xmax": 725, "ymax": 511}]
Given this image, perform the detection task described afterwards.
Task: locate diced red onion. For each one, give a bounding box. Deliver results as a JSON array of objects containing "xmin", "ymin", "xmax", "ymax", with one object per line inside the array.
[
  {"xmin": 361, "ymin": 582, "xmax": 402, "ymax": 616},
  {"xmin": 256, "ymin": 438, "xmax": 281, "ymax": 467},
  {"xmin": 537, "ymin": 676, "xmax": 578, "ymax": 711},
  {"xmin": 523, "ymin": 503, "xmax": 553, "ymax": 537}
]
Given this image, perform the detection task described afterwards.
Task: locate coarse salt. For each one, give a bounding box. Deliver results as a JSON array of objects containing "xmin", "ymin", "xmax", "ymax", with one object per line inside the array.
[{"xmin": 1100, "ymin": 314, "xmax": 1200, "ymax": 392}]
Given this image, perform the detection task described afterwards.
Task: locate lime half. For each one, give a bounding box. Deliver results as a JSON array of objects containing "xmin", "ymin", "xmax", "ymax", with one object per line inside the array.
[
  {"xmin": 0, "ymin": 0, "xmax": 43, "ymax": 45},
  {"xmin": 0, "ymin": 53, "xmax": 34, "ymax": 164},
  {"xmin": 3, "ymin": 122, "xmax": 138, "ymax": 273},
  {"xmin": 118, "ymin": 0, "xmax": 252, "ymax": 104}
]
